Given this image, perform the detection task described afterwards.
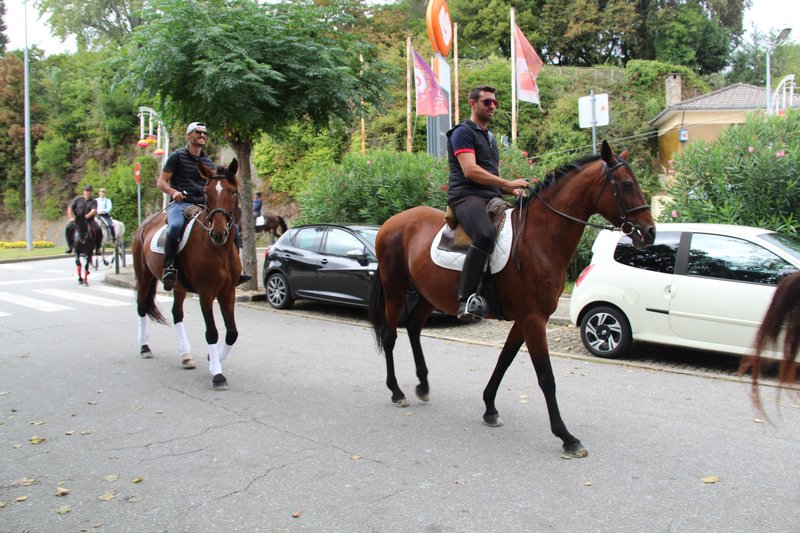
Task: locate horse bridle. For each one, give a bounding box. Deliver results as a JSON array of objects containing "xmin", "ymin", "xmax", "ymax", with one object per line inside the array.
[
  {"xmin": 194, "ymin": 178, "xmax": 239, "ymax": 240},
  {"xmin": 523, "ymin": 158, "xmax": 650, "ymax": 236}
]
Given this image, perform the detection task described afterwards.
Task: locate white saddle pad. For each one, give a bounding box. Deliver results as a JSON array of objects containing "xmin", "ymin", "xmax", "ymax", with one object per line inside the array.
[
  {"xmin": 430, "ymin": 208, "xmax": 514, "ymax": 273},
  {"xmin": 255, "ymin": 215, "xmax": 265, "ymax": 226},
  {"xmin": 149, "ymin": 219, "xmax": 197, "ymax": 254}
]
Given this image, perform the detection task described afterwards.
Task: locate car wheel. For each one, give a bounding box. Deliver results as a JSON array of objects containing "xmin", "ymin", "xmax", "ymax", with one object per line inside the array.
[
  {"xmin": 266, "ymin": 272, "xmax": 294, "ymax": 310},
  {"xmin": 579, "ymin": 305, "xmax": 632, "ymax": 358}
]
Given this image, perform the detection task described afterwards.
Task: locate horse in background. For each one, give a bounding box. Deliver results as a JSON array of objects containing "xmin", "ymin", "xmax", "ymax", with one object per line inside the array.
[
  {"xmin": 72, "ymin": 208, "xmax": 99, "ymax": 285},
  {"xmin": 98, "ymin": 218, "xmax": 126, "ymax": 266},
  {"xmin": 740, "ymin": 271, "xmax": 800, "ymax": 407},
  {"xmin": 368, "ymin": 141, "xmax": 655, "ymax": 458},
  {"xmin": 133, "ymin": 159, "xmax": 242, "ymax": 391},
  {"xmin": 255, "ymin": 212, "xmax": 288, "ymax": 242}
]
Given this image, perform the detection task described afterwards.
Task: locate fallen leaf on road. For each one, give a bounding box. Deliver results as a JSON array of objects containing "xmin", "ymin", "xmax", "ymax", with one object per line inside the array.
[
  {"xmin": 0, "ymin": 501, "xmax": 6, "ymax": 508},
  {"xmin": 13, "ymin": 444, "xmax": 22, "ymax": 449},
  {"xmin": 454, "ymin": 479, "xmax": 465, "ymax": 485},
  {"xmin": 98, "ymin": 490, "xmax": 116, "ymax": 501},
  {"xmin": 80, "ymin": 430, "xmax": 92, "ymax": 435},
  {"xmin": 30, "ymin": 420, "xmax": 46, "ymax": 426},
  {"xmin": 583, "ymin": 480, "xmax": 593, "ymax": 486},
  {"xmin": 753, "ymin": 418, "xmax": 765, "ymax": 424},
  {"xmin": 699, "ymin": 475, "xmax": 720, "ymax": 484},
  {"xmin": 132, "ymin": 476, "xmax": 144, "ymax": 484},
  {"xmin": 103, "ymin": 474, "xmax": 119, "ymax": 482},
  {"xmin": 292, "ymin": 509, "xmax": 303, "ymax": 518},
  {"xmin": 87, "ymin": 401, "xmax": 97, "ymax": 405},
  {"xmin": 16, "ymin": 496, "xmax": 28, "ymax": 502},
  {"xmin": 403, "ymin": 412, "xmax": 413, "ymax": 417},
  {"xmin": 65, "ymin": 430, "xmax": 75, "ymax": 436},
  {"xmin": 14, "ymin": 478, "xmax": 38, "ymax": 486},
  {"xmin": 351, "ymin": 454, "xmax": 361, "ymax": 461},
  {"xmin": 55, "ymin": 487, "xmax": 70, "ymax": 497},
  {"xmin": 56, "ymin": 505, "xmax": 71, "ymax": 514},
  {"xmin": 30, "ymin": 436, "xmax": 46, "ymax": 444}
]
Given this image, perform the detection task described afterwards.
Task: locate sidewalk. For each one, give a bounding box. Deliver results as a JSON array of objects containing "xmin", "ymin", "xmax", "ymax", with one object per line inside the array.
[{"xmin": 103, "ymin": 266, "xmax": 573, "ymax": 325}]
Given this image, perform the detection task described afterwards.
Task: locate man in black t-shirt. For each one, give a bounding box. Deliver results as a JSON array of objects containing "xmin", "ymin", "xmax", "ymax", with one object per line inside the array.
[
  {"xmin": 156, "ymin": 122, "xmax": 250, "ymax": 291},
  {"xmin": 446, "ymin": 85, "xmax": 528, "ymax": 321},
  {"xmin": 65, "ymin": 185, "xmax": 102, "ymax": 254}
]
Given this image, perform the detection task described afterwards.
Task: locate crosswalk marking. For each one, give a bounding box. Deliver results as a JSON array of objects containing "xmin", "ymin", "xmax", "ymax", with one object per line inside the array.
[
  {"xmin": 0, "ymin": 291, "xmax": 74, "ymax": 312},
  {"xmin": 33, "ymin": 288, "xmax": 130, "ymax": 307},
  {"xmin": 90, "ymin": 285, "xmax": 173, "ymax": 303},
  {"xmin": 0, "ymin": 276, "xmax": 74, "ymax": 286}
]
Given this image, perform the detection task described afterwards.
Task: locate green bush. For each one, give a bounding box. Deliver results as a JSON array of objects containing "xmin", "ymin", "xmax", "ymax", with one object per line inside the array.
[{"xmin": 665, "ymin": 110, "xmax": 800, "ymax": 236}]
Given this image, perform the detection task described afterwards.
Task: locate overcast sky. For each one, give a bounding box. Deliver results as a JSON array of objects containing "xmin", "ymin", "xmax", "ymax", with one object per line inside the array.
[{"xmin": 4, "ymin": 0, "xmax": 800, "ymax": 56}]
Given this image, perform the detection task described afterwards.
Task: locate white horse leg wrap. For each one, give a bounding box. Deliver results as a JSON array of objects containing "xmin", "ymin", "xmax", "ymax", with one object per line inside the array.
[
  {"xmin": 208, "ymin": 343, "xmax": 222, "ymax": 376},
  {"xmin": 217, "ymin": 343, "xmax": 233, "ymax": 362},
  {"xmin": 174, "ymin": 322, "xmax": 191, "ymax": 356},
  {"xmin": 137, "ymin": 316, "xmax": 148, "ymax": 346}
]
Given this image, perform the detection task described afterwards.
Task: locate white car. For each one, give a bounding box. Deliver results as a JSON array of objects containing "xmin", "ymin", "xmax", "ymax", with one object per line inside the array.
[{"xmin": 569, "ymin": 223, "xmax": 800, "ymax": 359}]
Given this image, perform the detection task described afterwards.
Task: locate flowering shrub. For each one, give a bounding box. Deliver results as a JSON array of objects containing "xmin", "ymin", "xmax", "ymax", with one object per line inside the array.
[
  {"xmin": 665, "ymin": 110, "xmax": 800, "ymax": 236},
  {"xmin": 0, "ymin": 241, "xmax": 55, "ymax": 249}
]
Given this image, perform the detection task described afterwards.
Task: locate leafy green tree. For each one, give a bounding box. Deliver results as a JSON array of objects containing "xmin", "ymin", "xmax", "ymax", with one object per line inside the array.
[
  {"xmin": 117, "ymin": 0, "xmax": 392, "ymax": 288},
  {"xmin": 653, "ymin": 2, "xmax": 733, "ymax": 74},
  {"xmin": 665, "ymin": 110, "xmax": 800, "ymax": 236},
  {"xmin": 35, "ymin": 0, "xmax": 144, "ymax": 49}
]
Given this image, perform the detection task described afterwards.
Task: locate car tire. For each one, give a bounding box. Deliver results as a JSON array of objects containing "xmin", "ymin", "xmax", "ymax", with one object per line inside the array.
[
  {"xmin": 266, "ymin": 272, "xmax": 294, "ymax": 310},
  {"xmin": 579, "ymin": 305, "xmax": 632, "ymax": 358}
]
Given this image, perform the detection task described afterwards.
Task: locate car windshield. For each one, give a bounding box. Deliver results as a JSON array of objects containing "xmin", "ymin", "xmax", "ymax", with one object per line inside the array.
[
  {"xmin": 355, "ymin": 228, "xmax": 379, "ymax": 246},
  {"xmin": 759, "ymin": 232, "xmax": 800, "ymax": 262}
]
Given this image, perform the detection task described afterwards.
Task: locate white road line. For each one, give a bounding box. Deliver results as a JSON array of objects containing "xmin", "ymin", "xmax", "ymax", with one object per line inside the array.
[
  {"xmin": 0, "ymin": 311, "xmax": 10, "ymax": 317},
  {"xmin": 0, "ymin": 276, "xmax": 74, "ymax": 286},
  {"xmin": 33, "ymin": 288, "xmax": 130, "ymax": 307},
  {"xmin": 89, "ymin": 285, "xmax": 172, "ymax": 303},
  {"xmin": 0, "ymin": 291, "xmax": 74, "ymax": 312}
]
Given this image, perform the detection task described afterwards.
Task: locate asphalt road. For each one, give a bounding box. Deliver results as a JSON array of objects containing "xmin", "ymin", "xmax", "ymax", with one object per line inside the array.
[{"xmin": 1, "ymin": 257, "xmax": 798, "ymax": 532}]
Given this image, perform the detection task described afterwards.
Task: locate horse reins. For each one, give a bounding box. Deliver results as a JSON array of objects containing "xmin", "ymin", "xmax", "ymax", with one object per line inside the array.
[
  {"xmin": 527, "ymin": 159, "xmax": 649, "ymax": 235},
  {"xmin": 195, "ymin": 177, "xmax": 239, "ymax": 241}
]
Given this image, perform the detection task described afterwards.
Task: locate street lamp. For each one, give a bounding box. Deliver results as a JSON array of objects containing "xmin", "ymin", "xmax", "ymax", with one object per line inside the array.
[{"xmin": 766, "ymin": 27, "xmax": 792, "ymax": 116}]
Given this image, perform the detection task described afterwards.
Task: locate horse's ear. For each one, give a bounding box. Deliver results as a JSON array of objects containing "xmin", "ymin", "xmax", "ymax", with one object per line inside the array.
[
  {"xmin": 198, "ymin": 161, "xmax": 215, "ymax": 180},
  {"xmin": 619, "ymin": 149, "xmax": 630, "ymax": 160},
  {"xmin": 227, "ymin": 159, "xmax": 238, "ymax": 178},
  {"xmin": 600, "ymin": 140, "xmax": 614, "ymax": 163}
]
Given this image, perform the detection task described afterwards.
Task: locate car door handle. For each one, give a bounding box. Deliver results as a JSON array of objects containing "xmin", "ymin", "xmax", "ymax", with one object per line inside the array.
[{"xmin": 320, "ymin": 259, "xmax": 328, "ymax": 265}]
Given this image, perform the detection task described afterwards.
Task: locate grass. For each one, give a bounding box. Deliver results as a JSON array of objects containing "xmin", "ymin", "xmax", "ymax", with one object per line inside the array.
[{"xmin": 0, "ymin": 246, "xmax": 67, "ymax": 262}]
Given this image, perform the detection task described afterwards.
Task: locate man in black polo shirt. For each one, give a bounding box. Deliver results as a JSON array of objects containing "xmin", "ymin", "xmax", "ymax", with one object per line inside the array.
[
  {"xmin": 65, "ymin": 185, "xmax": 101, "ymax": 254},
  {"xmin": 446, "ymin": 85, "xmax": 528, "ymax": 321},
  {"xmin": 156, "ymin": 121, "xmax": 250, "ymax": 291}
]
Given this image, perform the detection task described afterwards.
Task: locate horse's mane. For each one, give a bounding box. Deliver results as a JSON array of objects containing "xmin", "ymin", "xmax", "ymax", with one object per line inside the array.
[{"xmin": 522, "ymin": 154, "xmax": 602, "ymax": 206}]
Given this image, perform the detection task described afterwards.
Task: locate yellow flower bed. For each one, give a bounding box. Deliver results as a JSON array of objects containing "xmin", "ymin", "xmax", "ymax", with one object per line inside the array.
[{"xmin": 0, "ymin": 241, "xmax": 56, "ymax": 249}]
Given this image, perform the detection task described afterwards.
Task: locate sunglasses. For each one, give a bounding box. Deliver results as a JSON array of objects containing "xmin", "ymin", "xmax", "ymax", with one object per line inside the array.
[
  {"xmin": 194, "ymin": 131, "xmax": 208, "ymax": 137},
  {"xmin": 480, "ymin": 98, "xmax": 499, "ymax": 108}
]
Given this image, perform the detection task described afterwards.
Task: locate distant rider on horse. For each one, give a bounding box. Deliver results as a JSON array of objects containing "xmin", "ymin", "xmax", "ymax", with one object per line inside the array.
[
  {"xmin": 96, "ymin": 187, "xmax": 116, "ymax": 242},
  {"xmin": 156, "ymin": 121, "xmax": 251, "ymax": 291},
  {"xmin": 65, "ymin": 185, "xmax": 102, "ymax": 254},
  {"xmin": 445, "ymin": 85, "xmax": 528, "ymax": 321}
]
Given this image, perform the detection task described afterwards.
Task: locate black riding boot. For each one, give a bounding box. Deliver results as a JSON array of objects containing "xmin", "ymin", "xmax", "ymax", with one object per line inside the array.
[
  {"xmin": 233, "ymin": 232, "xmax": 251, "ymax": 286},
  {"xmin": 65, "ymin": 224, "xmax": 74, "ymax": 254},
  {"xmin": 161, "ymin": 235, "xmax": 179, "ymax": 291},
  {"xmin": 457, "ymin": 245, "xmax": 489, "ymax": 322}
]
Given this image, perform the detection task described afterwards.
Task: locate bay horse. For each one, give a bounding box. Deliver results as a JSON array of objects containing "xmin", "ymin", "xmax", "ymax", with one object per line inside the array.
[
  {"xmin": 72, "ymin": 208, "xmax": 99, "ymax": 285},
  {"xmin": 255, "ymin": 212, "xmax": 288, "ymax": 242},
  {"xmin": 98, "ymin": 218, "xmax": 126, "ymax": 266},
  {"xmin": 133, "ymin": 159, "xmax": 242, "ymax": 390},
  {"xmin": 740, "ymin": 270, "xmax": 800, "ymax": 407},
  {"xmin": 368, "ymin": 141, "xmax": 656, "ymax": 458}
]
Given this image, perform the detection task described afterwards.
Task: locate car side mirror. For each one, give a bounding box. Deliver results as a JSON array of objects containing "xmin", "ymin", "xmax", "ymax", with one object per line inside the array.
[{"xmin": 346, "ymin": 248, "xmax": 370, "ymax": 266}]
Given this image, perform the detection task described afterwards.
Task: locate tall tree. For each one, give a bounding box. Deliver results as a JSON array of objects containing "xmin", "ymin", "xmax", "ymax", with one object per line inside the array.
[
  {"xmin": 0, "ymin": 0, "xmax": 8, "ymax": 54},
  {"xmin": 117, "ymin": 0, "xmax": 390, "ymax": 289},
  {"xmin": 35, "ymin": 0, "xmax": 144, "ymax": 49}
]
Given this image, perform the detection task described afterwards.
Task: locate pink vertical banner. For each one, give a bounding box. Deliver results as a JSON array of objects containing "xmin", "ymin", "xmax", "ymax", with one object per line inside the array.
[
  {"xmin": 514, "ymin": 24, "xmax": 544, "ymax": 106},
  {"xmin": 412, "ymin": 49, "xmax": 449, "ymax": 116}
]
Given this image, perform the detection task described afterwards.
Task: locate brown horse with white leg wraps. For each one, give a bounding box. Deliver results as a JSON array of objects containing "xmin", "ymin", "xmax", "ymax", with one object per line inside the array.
[
  {"xmin": 368, "ymin": 141, "xmax": 656, "ymax": 458},
  {"xmin": 133, "ymin": 159, "xmax": 241, "ymax": 391}
]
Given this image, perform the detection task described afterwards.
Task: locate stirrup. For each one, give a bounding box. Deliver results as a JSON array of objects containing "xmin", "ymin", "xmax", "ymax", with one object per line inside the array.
[
  {"xmin": 236, "ymin": 273, "xmax": 252, "ymax": 286},
  {"xmin": 162, "ymin": 267, "xmax": 177, "ymax": 291},
  {"xmin": 458, "ymin": 293, "xmax": 488, "ymax": 321}
]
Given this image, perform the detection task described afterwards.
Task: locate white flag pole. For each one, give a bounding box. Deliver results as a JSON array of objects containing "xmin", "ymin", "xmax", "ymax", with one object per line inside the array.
[
  {"xmin": 407, "ymin": 35, "xmax": 412, "ymax": 152},
  {"xmin": 454, "ymin": 22, "xmax": 459, "ymax": 125},
  {"xmin": 510, "ymin": 8, "xmax": 517, "ymax": 143}
]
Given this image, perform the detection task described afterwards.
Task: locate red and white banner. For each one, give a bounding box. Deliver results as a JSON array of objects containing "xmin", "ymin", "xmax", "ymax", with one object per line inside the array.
[
  {"xmin": 412, "ymin": 49, "xmax": 449, "ymax": 117},
  {"xmin": 513, "ymin": 24, "xmax": 543, "ymax": 106}
]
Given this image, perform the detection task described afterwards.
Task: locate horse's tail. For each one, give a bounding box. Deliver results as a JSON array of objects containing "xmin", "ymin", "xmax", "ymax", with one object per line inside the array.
[
  {"xmin": 132, "ymin": 222, "xmax": 168, "ymax": 325},
  {"xmin": 367, "ymin": 268, "xmax": 387, "ymax": 353},
  {"xmin": 741, "ymin": 272, "xmax": 800, "ymax": 405},
  {"xmin": 278, "ymin": 216, "xmax": 287, "ymax": 235}
]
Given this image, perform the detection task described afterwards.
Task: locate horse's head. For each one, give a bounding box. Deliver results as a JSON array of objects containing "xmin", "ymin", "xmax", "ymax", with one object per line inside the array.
[
  {"xmin": 197, "ymin": 159, "xmax": 240, "ymax": 246},
  {"xmin": 73, "ymin": 206, "xmax": 89, "ymax": 240},
  {"xmin": 594, "ymin": 141, "xmax": 656, "ymax": 248}
]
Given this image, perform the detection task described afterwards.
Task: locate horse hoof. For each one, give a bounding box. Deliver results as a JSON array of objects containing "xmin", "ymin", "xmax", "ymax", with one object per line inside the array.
[
  {"xmin": 482, "ymin": 414, "xmax": 504, "ymax": 427},
  {"xmin": 212, "ymin": 374, "xmax": 228, "ymax": 391},
  {"xmin": 140, "ymin": 345, "xmax": 153, "ymax": 359},
  {"xmin": 393, "ymin": 397, "xmax": 409, "ymax": 408},
  {"xmin": 415, "ymin": 385, "xmax": 430, "ymax": 402},
  {"xmin": 77, "ymin": 279, "xmax": 83, "ymax": 285},
  {"xmin": 561, "ymin": 442, "xmax": 588, "ymax": 459},
  {"xmin": 181, "ymin": 356, "xmax": 196, "ymax": 369}
]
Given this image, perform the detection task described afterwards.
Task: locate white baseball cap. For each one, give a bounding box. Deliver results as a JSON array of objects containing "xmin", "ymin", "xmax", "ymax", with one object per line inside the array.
[{"xmin": 186, "ymin": 122, "xmax": 207, "ymax": 134}]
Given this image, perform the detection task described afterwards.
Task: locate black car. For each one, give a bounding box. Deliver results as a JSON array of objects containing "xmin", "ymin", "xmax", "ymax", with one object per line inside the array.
[{"xmin": 263, "ymin": 224, "xmax": 382, "ymax": 309}]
